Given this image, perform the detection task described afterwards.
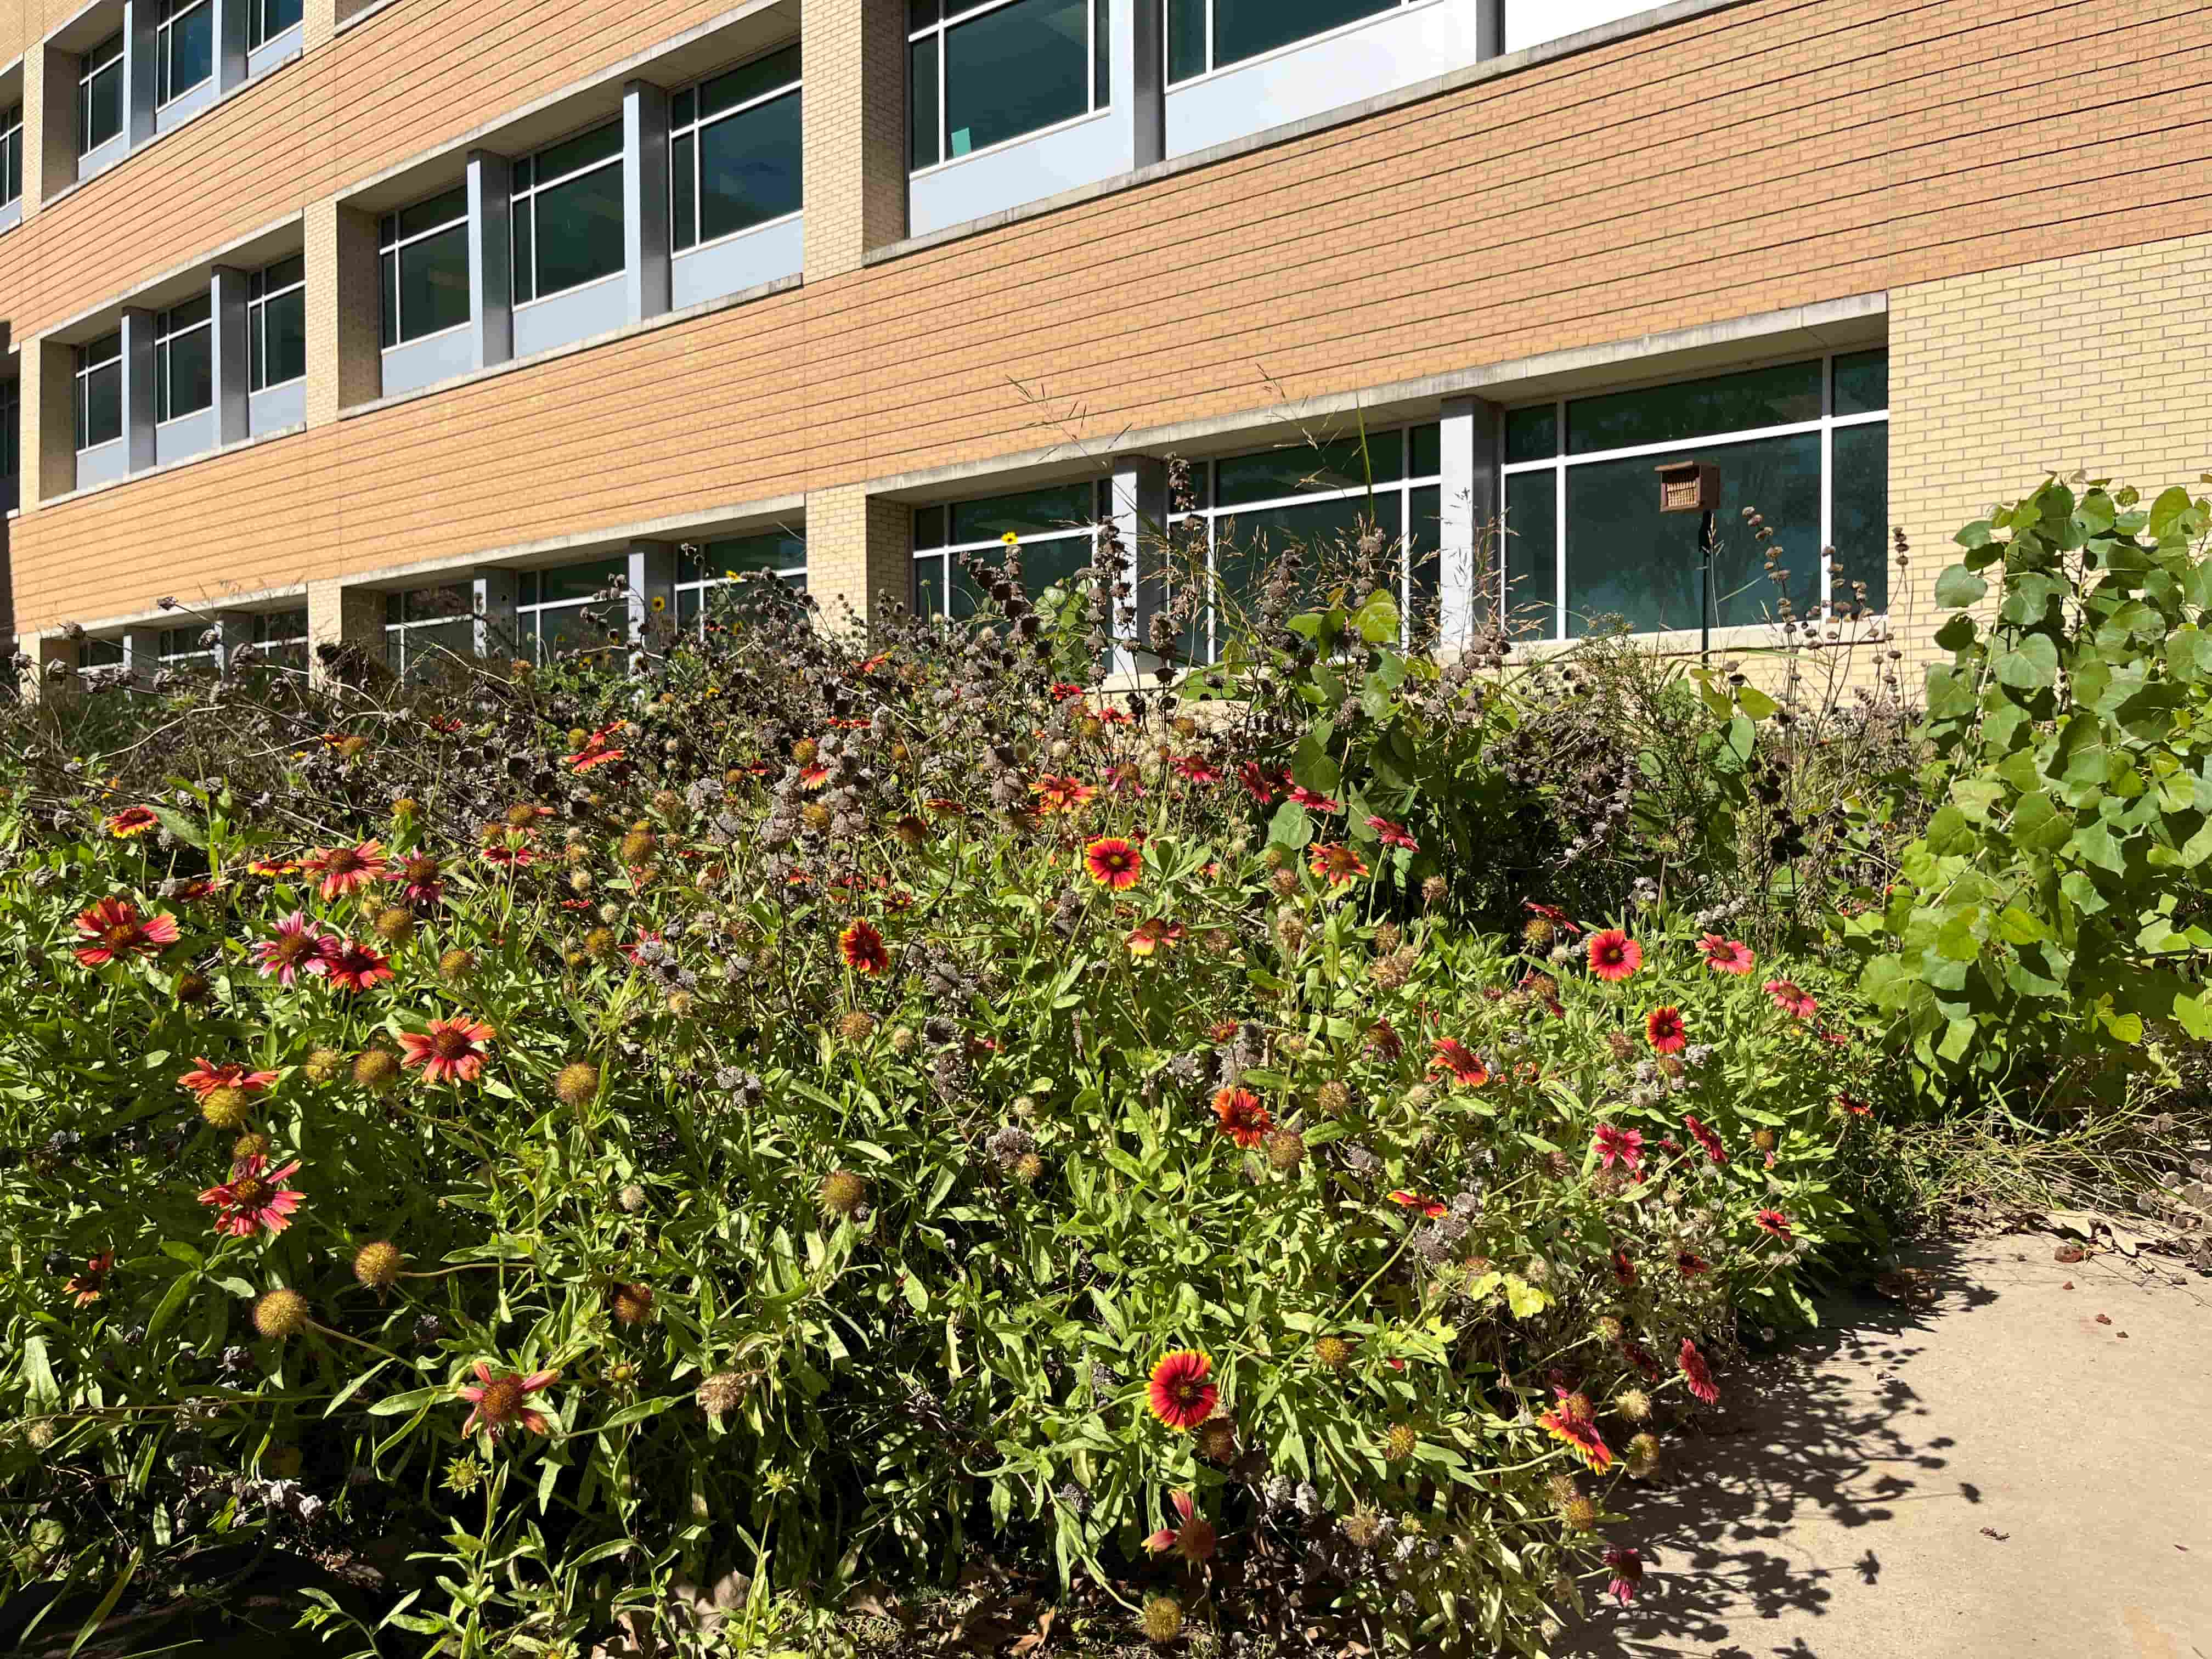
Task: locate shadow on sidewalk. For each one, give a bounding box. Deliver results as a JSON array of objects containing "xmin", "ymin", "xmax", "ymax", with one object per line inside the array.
[{"xmin": 1562, "ymin": 1245, "xmax": 1999, "ymax": 1658}]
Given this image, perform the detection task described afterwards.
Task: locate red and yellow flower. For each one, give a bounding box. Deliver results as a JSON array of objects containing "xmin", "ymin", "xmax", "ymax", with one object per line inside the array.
[
  {"xmin": 1585, "ymin": 929, "xmax": 1642, "ymax": 982},
  {"xmin": 1593, "ymin": 1124, "xmax": 1645, "ymax": 1173},
  {"xmin": 1125, "ymin": 918, "xmax": 1184, "ymax": 958},
  {"xmin": 1031, "ymin": 774, "xmax": 1096, "ymax": 815},
  {"xmin": 1428, "ymin": 1038, "xmax": 1489, "ymax": 1088},
  {"xmin": 316, "ymin": 940, "xmax": 395, "ymax": 995},
  {"xmin": 1763, "ymin": 978, "xmax": 1819, "ymax": 1019},
  {"xmin": 1082, "ymin": 837, "xmax": 1142, "ymax": 890},
  {"xmin": 458, "ymin": 1361, "xmax": 560, "ymax": 1438},
  {"xmin": 1539, "ymin": 1387, "xmax": 1612, "ymax": 1472},
  {"xmin": 1753, "ymin": 1207, "xmax": 1795, "ymax": 1241},
  {"xmin": 1644, "ymin": 1006, "xmax": 1688, "ymax": 1054},
  {"xmin": 1699, "ymin": 933, "xmax": 1755, "ymax": 974},
  {"xmin": 399, "ymin": 1018, "xmax": 496, "ymax": 1084},
  {"xmin": 1307, "ymin": 843, "xmax": 1369, "ymax": 884},
  {"xmin": 1143, "ymin": 1492, "xmax": 1217, "ymax": 1564},
  {"xmin": 1211, "ymin": 1086, "xmax": 1272, "ymax": 1147},
  {"xmin": 104, "ymin": 805, "xmax": 161, "ymax": 839},
  {"xmin": 1365, "ymin": 815, "xmax": 1419, "ymax": 851},
  {"xmin": 74, "ymin": 898, "xmax": 180, "ymax": 967},
  {"xmin": 178, "ymin": 1058, "xmax": 279, "ymax": 1099},
  {"xmin": 1678, "ymin": 1337, "xmax": 1720, "ymax": 1404},
  {"xmin": 65, "ymin": 1251, "xmax": 114, "ymax": 1306},
  {"xmin": 839, "ymin": 918, "xmax": 890, "ymax": 975},
  {"xmin": 1146, "ymin": 1350, "xmax": 1217, "ymax": 1430},
  {"xmin": 198, "ymin": 1155, "xmax": 304, "ymax": 1238}
]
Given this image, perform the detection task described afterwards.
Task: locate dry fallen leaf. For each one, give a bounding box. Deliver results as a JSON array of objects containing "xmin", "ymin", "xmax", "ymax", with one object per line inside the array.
[{"xmin": 2095, "ymin": 1313, "xmax": 2112, "ymax": 1325}]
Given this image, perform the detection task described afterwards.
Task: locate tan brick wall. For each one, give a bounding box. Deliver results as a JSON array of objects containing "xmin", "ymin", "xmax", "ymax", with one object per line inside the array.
[
  {"xmin": 25, "ymin": 336, "xmax": 71, "ymax": 504},
  {"xmin": 303, "ymin": 196, "xmax": 381, "ymax": 430},
  {"xmin": 1890, "ymin": 230, "xmax": 2212, "ymax": 675},
  {"xmin": 13, "ymin": 0, "xmax": 2212, "ymax": 633},
  {"xmin": 799, "ymin": 0, "xmax": 906, "ymax": 279},
  {"xmin": 805, "ymin": 483, "xmax": 910, "ymax": 626}
]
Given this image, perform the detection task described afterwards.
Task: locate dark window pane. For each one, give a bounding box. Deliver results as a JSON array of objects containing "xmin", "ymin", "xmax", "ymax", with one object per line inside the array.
[
  {"xmin": 1212, "ymin": 494, "xmax": 1400, "ymax": 647},
  {"xmin": 253, "ymin": 0, "xmax": 302, "ymax": 45},
  {"xmin": 259, "ymin": 288, "xmax": 306, "ymax": 386},
  {"xmin": 83, "ymin": 637, "xmax": 125, "ymax": 667},
  {"xmin": 697, "ymin": 91, "xmax": 803, "ymax": 242},
  {"xmin": 1409, "ymin": 422, "xmax": 1440, "ymax": 478},
  {"xmin": 255, "ymin": 607, "xmax": 307, "ymax": 642},
  {"xmin": 670, "ymin": 132, "xmax": 696, "ymax": 250},
  {"xmin": 1215, "ymin": 434, "xmax": 1398, "ymax": 506},
  {"xmin": 512, "ymin": 155, "xmax": 534, "ymax": 191},
  {"xmin": 5, "ymin": 125, "xmax": 19, "ymax": 203},
  {"xmin": 912, "ymin": 552, "xmax": 947, "ymax": 616},
  {"xmin": 1505, "ymin": 404, "xmax": 1556, "ymax": 463},
  {"xmin": 166, "ymin": 295, "xmax": 211, "ymax": 330},
  {"xmin": 1212, "ymin": 0, "xmax": 1392, "ymax": 70},
  {"xmin": 536, "ymin": 122, "xmax": 621, "ymax": 180},
  {"xmin": 700, "ymin": 44, "xmax": 802, "ymax": 118},
  {"xmin": 1167, "ymin": 0, "xmax": 1205, "ymax": 80},
  {"xmin": 913, "ymin": 504, "xmax": 946, "ymax": 549},
  {"xmin": 1566, "ymin": 430, "xmax": 1819, "ymax": 636},
  {"xmin": 1830, "ymin": 420, "xmax": 1889, "ymax": 614},
  {"xmin": 1502, "ymin": 471, "xmax": 1556, "ymax": 637},
  {"xmin": 942, "ymin": 0, "xmax": 1088, "ymax": 158},
  {"xmin": 396, "ymin": 187, "xmax": 466, "ymax": 242},
  {"xmin": 161, "ymin": 1, "xmax": 213, "ymax": 101},
  {"xmin": 528, "ymin": 165, "xmax": 625, "ymax": 295},
  {"xmin": 403, "ymin": 584, "xmax": 471, "ymax": 623},
  {"xmin": 511, "ymin": 202, "xmax": 534, "ymax": 302},
  {"xmin": 1093, "ymin": 0, "xmax": 1108, "ymax": 104},
  {"xmin": 1408, "ymin": 483, "xmax": 1441, "ymax": 620},
  {"xmin": 266, "ymin": 253, "xmax": 304, "ymax": 289},
  {"xmin": 672, "ymin": 87, "xmax": 696, "ymax": 128},
  {"xmin": 380, "ymin": 250, "xmax": 398, "ymax": 348},
  {"xmin": 1567, "ymin": 360, "xmax": 1821, "ymax": 456},
  {"xmin": 536, "ymin": 604, "xmax": 623, "ymax": 659},
  {"xmin": 81, "ymin": 363, "xmax": 122, "ymax": 448},
  {"xmin": 950, "ymin": 482, "xmax": 1094, "ymax": 543},
  {"xmin": 160, "ymin": 326, "xmax": 212, "ymax": 421},
  {"xmin": 692, "ymin": 532, "xmax": 806, "ymax": 577},
  {"xmin": 1833, "ymin": 348, "xmax": 1889, "ymax": 417},
  {"xmin": 83, "ymin": 61, "xmax": 122, "ymax": 153},
  {"xmin": 534, "ymin": 557, "xmax": 626, "ymax": 603},
  {"xmin": 397, "ymin": 223, "xmax": 471, "ymax": 340},
  {"xmin": 910, "ymin": 0, "xmax": 939, "ymax": 28},
  {"xmin": 908, "ymin": 36, "xmax": 939, "ymax": 167}
]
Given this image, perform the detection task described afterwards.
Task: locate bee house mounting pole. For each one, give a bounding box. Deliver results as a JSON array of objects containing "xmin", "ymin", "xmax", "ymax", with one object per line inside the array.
[{"xmin": 1656, "ymin": 461, "xmax": 1722, "ymax": 664}]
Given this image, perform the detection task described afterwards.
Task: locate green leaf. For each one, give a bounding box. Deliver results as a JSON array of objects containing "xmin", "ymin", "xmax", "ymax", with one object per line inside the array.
[
  {"xmin": 1993, "ymin": 633, "xmax": 2059, "ymax": 690},
  {"xmin": 1352, "ymin": 590, "xmax": 1401, "ymax": 645},
  {"xmin": 1933, "ymin": 565, "xmax": 1989, "ymax": 609},
  {"xmin": 1735, "ymin": 685, "xmax": 1778, "ymax": 720},
  {"xmin": 2148, "ymin": 485, "xmax": 2193, "ymax": 539},
  {"xmin": 1501, "ymin": 1276, "xmax": 1552, "ymax": 1319},
  {"xmin": 2174, "ymin": 992, "xmax": 2212, "ymax": 1040}
]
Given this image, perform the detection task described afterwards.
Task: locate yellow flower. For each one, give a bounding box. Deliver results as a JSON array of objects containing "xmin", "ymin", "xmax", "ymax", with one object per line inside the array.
[
  {"xmin": 650, "ymin": 595, "xmax": 667, "ymax": 612},
  {"xmin": 1000, "ymin": 531, "xmax": 1019, "ymax": 546}
]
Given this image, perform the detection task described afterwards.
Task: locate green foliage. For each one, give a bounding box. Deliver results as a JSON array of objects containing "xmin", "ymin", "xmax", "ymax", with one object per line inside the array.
[
  {"xmin": 1839, "ymin": 476, "xmax": 2212, "ymax": 1100},
  {"xmin": 0, "ymin": 572, "xmax": 1886, "ymax": 1657}
]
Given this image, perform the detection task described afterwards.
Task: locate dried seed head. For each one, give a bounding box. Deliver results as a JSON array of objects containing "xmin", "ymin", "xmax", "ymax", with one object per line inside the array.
[
  {"xmin": 697, "ymin": 1370, "xmax": 749, "ymax": 1418},
  {"xmin": 620, "ymin": 827, "xmax": 657, "ymax": 865},
  {"xmin": 611, "ymin": 1282, "xmax": 655, "ymax": 1325},
  {"xmin": 1421, "ymin": 874, "xmax": 1447, "ymax": 906},
  {"xmin": 1614, "ymin": 1387, "xmax": 1652, "ymax": 1424},
  {"xmin": 1139, "ymin": 1595, "xmax": 1184, "ymax": 1645},
  {"xmin": 353, "ymin": 1047, "xmax": 400, "ymax": 1092},
  {"xmin": 253, "ymin": 1288, "xmax": 310, "ymax": 1340},
  {"xmin": 1313, "ymin": 1334, "xmax": 1354, "ymax": 1370},
  {"xmin": 374, "ymin": 907, "xmax": 415, "ymax": 945},
  {"xmin": 820, "ymin": 1169, "xmax": 867, "ymax": 1218},
  {"xmin": 1195, "ymin": 1417, "xmax": 1238, "ymax": 1462},
  {"xmin": 1626, "ymin": 1432, "xmax": 1662, "ymax": 1478},
  {"xmin": 1342, "ymin": 1506, "xmax": 1385, "ymax": 1549},
  {"xmin": 231, "ymin": 1131, "xmax": 272, "ymax": 1162},
  {"xmin": 838, "ymin": 1009, "xmax": 877, "ymax": 1044},
  {"xmin": 199, "ymin": 1086, "xmax": 252, "ymax": 1132},
  {"xmin": 585, "ymin": 927, "xmax": 618, "ymax": 959},
  {"xmin": 1563, "ymin": 1494, "xmax": 1602, "ymax": 1532},
  {"xmin": 553, "ymin": 1062, "xmax": 600, "ymax": 1108},
  {"xmin": 1752, "ymin": 1128, "xmax": 1778, "ymax": 1154},
  {"xmin": 1266, "ymin": 1128, "xmax": 1307, "ymax": 1171},
  {"xmin": 1013, "ymin": 1151, "xmax": 1045, "ymax": 1185},
  {"xmin": 1383, "ymin": 1421, "xmax": 1419, "ymax": 1463},
  {"xmin": 616, "ymin": 1183, "xmax": 648, "ymax": 1213},
  {"xmin": 439, "ymin": 948, "xmax": 476, "ymax": 983},
  {"xmin": 889, "ymin": 1024, "xmax": 918, "ymax": 1056},
  {"xmin": 304, "ymin": 1047, "xmax": 345, "ymax": 1085},
  {"xmin": 174, "ymin": 969, "xmax": 212, "ymax": 1005},
  {"xmin": 1596, "ymin": 1314, "xmax": 1625, "ymax": 1342},
  {"xmin": 665, "ymin": 989, "xmax": 696, "ymax": 1019},
  {"xmin": 353, "ymin": 1241, "xmax": 404, "ymax": 1291},
  {"xmin": 1316, "ymin": 1079, "xmax": 1352, "ymax": 1117}
]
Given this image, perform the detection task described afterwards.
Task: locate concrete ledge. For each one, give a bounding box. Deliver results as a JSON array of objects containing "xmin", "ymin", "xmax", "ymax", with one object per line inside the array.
[
  {"xmin": 867, "ymin": 0, "xmax": 1759, "ymax": 267},
  {"xmin": 39, "ymin": 419, "xmax": 306, "ymax": 511}
]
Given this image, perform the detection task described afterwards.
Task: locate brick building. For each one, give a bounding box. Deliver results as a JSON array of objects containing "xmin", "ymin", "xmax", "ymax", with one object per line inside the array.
[{"xmin": 0, "ymin": 0, "xmax": 2202, "ymax": 682}]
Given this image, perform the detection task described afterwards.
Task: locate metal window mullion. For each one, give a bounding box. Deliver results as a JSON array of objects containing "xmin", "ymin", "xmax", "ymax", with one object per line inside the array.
[{"xmin": 1552, "ymin": 445, "xmax": 1566, "ymax": 643}]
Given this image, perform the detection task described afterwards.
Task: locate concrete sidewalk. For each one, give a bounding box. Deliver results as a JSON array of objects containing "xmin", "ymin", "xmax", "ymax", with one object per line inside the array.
[{"xmin": 1564, "ymin": 1234, "xmax": 2212, "ymax": 1659}]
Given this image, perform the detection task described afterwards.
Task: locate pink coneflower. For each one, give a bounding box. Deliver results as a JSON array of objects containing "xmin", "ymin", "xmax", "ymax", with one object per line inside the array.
[
  {"xmin": 1678, "ymin": 1338, "xmax": 1719, "ymax": 1404},
  {"xmin": 1604, "ymin": 1546, "xmax": 1643, "ymax": 1605},
  {"xmin": 301, "ymin": 840, "xmax": 392, "ymax": 901},
  {"xmin": 1683, "ymin": 1115, "xmax": 1728, "ymax": 1165},
  {"xmin": 315, "ymin": 940, "xmax": 394, "ymax": 994},
  {"xmin": 1429, "ymin": 1039, "xmax": 1490, "ymax": 1088},
  {"xmin": 251, "ymin": 912, "xmax": 330, "ymax": 985},
  {"xmin": 1146, "ymin": 1350, "xmax": 1217, "ymax": 1430},
  {"xmin": 1211, "ymin": 1086, "xmax": 1271, "ymax": 1147},
  {"xmin": 1645, "ymin": 1006, "xmax": 1687, "ymax": 1054},
  {"xmin": 399, "ymin": 1018, "xmax": 495, "ymax": 1084},
  {"xmin": 1143, "ymin": 1491, "xmax": 1218, "ymax": 1564},
  {"xmin": 198, "ymin": 1155, "xmax": 303, "ymax": 1238},
  {"xmin": 104, "ymin": 805, "xmax": 161, "ymax": 839},
  {"xmin": 1286, "ymin": 784, "xmax": 1341, "ymax": 813},
  {"xmin": 177, "ymin": 1058, "xmax": 278, "ymax": 1099},
  {"xmin": 1365, "ymin": 815, "xmax": 1419, "ymax": 850},
  {"xmin": 1754, "ymin": 1207, "xmax": 1795, "ymax": 1242},
  {"xmin": 1593, "ymin": 1124, "xmax": 1645, "ymax": 1173},
  {"xmin": 74, "ymin": 898, "xmax": 180, "ymax": 967},
  {"xmin": 1763, "ymin": 979, "xmax": 1819, "ymax": 1019},
  {"xmin": 458, "ymin": 1362, "xmax": 558, "ymax": 1438},
  {"xmin": 1170, "ymin": 754, "xmax": 1222, "ymax": 785},
  {"xmin": 1585, "ymin": 929, "xmax": 1641, "ymax": 982},
  {"xmin": 1539, "ymin": 1387, "xmax": 1612, "ymax": 1472},
  {"xmin": 1699, "ymin": 933, "xmax": 1755, "ymax": 974}
]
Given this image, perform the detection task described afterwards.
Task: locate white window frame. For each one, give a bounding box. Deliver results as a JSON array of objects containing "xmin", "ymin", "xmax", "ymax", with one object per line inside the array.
[
  {"xmin": 382, "ymin": 585, "xmax": 479, "ymax": 679},
  {"xmin": 908, "ymin": 0, "xmax": 1108, "ymax": 177},
  {"xmin": 1164, "ymin": 426, "xmax": 1440, "ymax": 663},
  {"xmin": 1497, "ymin": 353, "xmax": 1891, "ymax": 644},
  {"xmin": 910, "ymin": 483, "xmax": 1107, "ymax": 617},
  {"xmin": 0, "ymin": 102, "xmax": 23, "ymax": 208},
  {"xmin": 74, "ymin": 331, "xmax": 123, "ymax": 452},
  {"xmin": 249, "ymin": 0, "xmax": 303, "ymax": 49},
  {"xmin": 515, "ymin": 562, "xmax": 629, "ymax": 666},
  {"xmin": 155, "ymin": 0, "xmax": 215, "ymax": 108},
  {"xmin": 154, "ymin": 297, "xmax": 214, "ymax": 426},
  {"xmin": 378, "ymin": 190, "xmax": 471, "ymax": 350},
  {"xmin": 511, "ymin": 122, "xmax": 624, "ymax": 308},
  {"xmin": 251, "ymin": 607, "xmax": 309, "ymax": 665},
  {"xmin": 157, "ymin": 624, "xmax": 219, "ymax": 670},
  {"xmin": 78, "ymin": 31, "xmax": 125, "ymax": 156},
  {"xmin": 676, "ymin": 539, "xmax": 808, "ymax": 636},
  {"xmin": 1163, "ymin": 0, "xmax": 1435, "ymax": 88},
  {"xmin": 247, "ymin": 257, "xmax": 306, "ymax": 392},
  {"xmin": 668, "ymin": 49, "xmax": 803, "ymax": 258}
]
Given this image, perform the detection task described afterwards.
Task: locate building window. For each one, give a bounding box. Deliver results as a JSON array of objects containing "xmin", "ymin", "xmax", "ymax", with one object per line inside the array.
[
  {"xmin": 1164, "ymin": 426, "xmax": 1440, "ymax": 662},
  {"xmin": 912, "ymin": 481, "xmax": 1112, "ymax": 617},
  {"xmin": 155, "ymin": 296, "xmax": 214, "ymax": 424},
  {"xmin": 511, "ymin": 123, "xmax": 624, "ymax": 304},
  {"xmin": 82, "ymin": 637, "xmax": 126, "ymax": 668},
  {"xmin": 249, "ymin": 255, "xmax": 307, "ymax": 390},
  {"xmin": 0, "ymin": 103, "xmax": 22, "ymax": 207},
  {"xmin": 158, "ymin": 624, "xmax": 220, "ymax": 671},
  {"xmin": 1499, "ymin": 351, "xmax": 1891, "ymax": 640},
  {"xmin": 908, "ymin": 0, "xmax": 1108, "ymax": 171},
  {"xmin": 75, "ymin": 331, "xmax": 123, "ymax": 450},
  {"xmin": 156, "ymin": 0, "xmax": 215, "ymax": 106},
  {"xmin": 516, "ymin": 559, "xmax": 628, "ymax": 664},
  {"xmin": 250, "ymin": 0, "xmax": 303, "ymax": 48},
  {"xmin": 676, "ymin": 533, "xmax": 807, "ymax": 631},
  {"xmin": 379, "ymin": 187, "xmax": 470, "ymax": 348},
  {"xmin": 1, "ymin": 379, "xmax": 19, "ymax": 511},
  {"xmin": 383, "ymin": 585, "xmax": 476, "ymax": 679},
  {"xmin": 80, "ymin": 30, "xmax": 125, "ymax": 155},
  {"xmin": 1166, "ymin": 0, "xmax": 1408, "ymax": 82},
  {"xmin": 247, "ymin": 607, "xmax": 309, "ymax": 668},
  {"xmin": 670, "ymin": 46, "xmax": 802, "ymax": 254}
]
